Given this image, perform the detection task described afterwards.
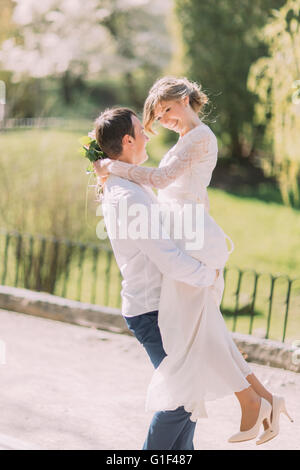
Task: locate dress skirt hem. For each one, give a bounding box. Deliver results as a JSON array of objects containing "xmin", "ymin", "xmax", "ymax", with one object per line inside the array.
[{"xmin": 145, "ymin": 277, "xmax": 253, "ymax": 422}]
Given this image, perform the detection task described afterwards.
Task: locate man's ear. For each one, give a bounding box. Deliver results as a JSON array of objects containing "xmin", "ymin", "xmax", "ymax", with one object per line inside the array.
[{"xmin": 122, "ymin": 134, "xmax": 133, "ymax": 146}]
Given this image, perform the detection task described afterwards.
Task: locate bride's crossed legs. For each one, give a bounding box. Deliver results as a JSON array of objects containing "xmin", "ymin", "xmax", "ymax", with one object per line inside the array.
[{"xmin": 235, "ymin": 373, "xmax": 273, "ymax": 431}]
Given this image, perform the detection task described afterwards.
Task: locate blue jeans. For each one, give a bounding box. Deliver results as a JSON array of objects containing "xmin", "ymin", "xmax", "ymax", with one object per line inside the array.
[{"xmin": 124, "ymin": 310, "xmax": 196, "ymax": 450}]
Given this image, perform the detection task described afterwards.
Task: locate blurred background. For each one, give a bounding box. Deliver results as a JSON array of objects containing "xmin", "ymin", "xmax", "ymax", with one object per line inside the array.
[{"xmin": 0, "ymin": 0, "xmax": 299, "ymax": 343}]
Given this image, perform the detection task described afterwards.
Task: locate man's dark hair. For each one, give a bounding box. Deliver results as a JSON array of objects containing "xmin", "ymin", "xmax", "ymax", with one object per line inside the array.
[{"xmin": 94, "ymin": 107, "xmax": 137, "ymax": 158}]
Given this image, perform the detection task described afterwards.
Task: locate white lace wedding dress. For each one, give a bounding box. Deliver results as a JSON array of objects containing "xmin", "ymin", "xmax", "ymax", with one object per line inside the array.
[{"xmin": 107, "ymin": 122, "xmax": 252, "ymax": 421}]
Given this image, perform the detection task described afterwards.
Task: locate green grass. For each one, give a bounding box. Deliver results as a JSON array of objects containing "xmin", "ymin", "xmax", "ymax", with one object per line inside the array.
[
  {"xmin": 0, "ymin": 127, "xmax": 94, "ymax": 240},
  {"xmin": 208, "ymin": 188, "xmax": 300, "ymax": 279},
  {"xmin": 1, "ymin": 128, "xmax": 299, "ymax": 343}
]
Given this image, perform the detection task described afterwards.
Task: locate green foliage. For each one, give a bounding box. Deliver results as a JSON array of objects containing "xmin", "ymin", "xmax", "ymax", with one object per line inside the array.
[
  {"xmin": 79, "ymin": 136, "xmax": 106, "ymax": 162},
  {"xmin": 174, "ymin": 0, "xmax": 285, "ymax": 159},
  {"xmin": 248, "ymin": 0, "xmax": 300, "ymax": 207},
  {"xmin": 0, "ymin": 72, "xmax": 46, "ymax": 118},
  {"xmin": 0, "ymin": 1, "xmax": 45, "ymax": 118},
  {"xmin": 0, "ymin": 0, "xmax": 172, "ymax": 113},
  {"xmin": 79, "ymin": 133, "xmax": 108, "ymax": 176}
]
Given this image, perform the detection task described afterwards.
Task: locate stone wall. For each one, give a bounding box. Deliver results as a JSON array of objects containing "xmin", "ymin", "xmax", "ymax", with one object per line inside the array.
[{"xmin": 0, "ymin": 285, "xmax": 299, "ymax": 373}]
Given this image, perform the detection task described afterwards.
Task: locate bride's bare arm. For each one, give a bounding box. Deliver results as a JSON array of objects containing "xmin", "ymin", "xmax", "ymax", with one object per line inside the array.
[{"xmin": 101, "ymin": 129, "xmax": 216, "ymax": 189}]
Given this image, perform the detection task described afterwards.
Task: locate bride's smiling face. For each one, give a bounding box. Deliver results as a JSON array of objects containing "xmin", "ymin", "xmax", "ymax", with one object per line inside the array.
[{"xmin": 154, "ymin": 97, "xmax": 189, "ymax": 134}]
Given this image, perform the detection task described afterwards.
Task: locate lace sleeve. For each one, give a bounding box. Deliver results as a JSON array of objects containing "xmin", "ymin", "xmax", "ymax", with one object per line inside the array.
[
  {"xmin": 106, "ymin": 128, "xmax": 215, "ymax": 189},
  {"xmin": 204, "ymin": 191, "xmax": 210, "ymax": 212}
]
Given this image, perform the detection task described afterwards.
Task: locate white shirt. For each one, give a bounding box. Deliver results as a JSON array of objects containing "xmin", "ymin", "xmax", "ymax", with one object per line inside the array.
[{"xmin": 102, "ymin": 175, "xmax": 216, "ymax": 317}]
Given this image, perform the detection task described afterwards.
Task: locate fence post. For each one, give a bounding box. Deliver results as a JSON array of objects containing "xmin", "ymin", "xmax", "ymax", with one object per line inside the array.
[{"xmin": 282, "ymin": 279, "xmax": 292, "ymax": 343}]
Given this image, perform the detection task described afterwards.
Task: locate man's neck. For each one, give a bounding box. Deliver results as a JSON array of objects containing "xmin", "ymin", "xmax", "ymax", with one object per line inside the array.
[
  {"xmin": 101, "ymin": 152, "xmax": 139, "ymax": 188},
  {"xmin": 117, "ymin": 153, "xmax": 136, "ymax": 164}
]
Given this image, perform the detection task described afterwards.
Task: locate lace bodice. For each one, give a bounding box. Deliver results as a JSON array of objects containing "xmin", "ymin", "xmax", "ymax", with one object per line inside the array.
[{"xmin": 106, "ymin": 123, "xmax": 218, "ymax": 193}]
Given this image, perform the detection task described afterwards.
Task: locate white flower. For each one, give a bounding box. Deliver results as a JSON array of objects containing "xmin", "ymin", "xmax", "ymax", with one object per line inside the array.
[{"xmin": 88, "ymin": 129, "xmax": 96, "ymax": 140}]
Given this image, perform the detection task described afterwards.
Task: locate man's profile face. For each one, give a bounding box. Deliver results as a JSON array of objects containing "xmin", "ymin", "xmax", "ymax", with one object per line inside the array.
[{"xmin": 129, "ymin": 115, "xmax": 149, "ymax": 165}]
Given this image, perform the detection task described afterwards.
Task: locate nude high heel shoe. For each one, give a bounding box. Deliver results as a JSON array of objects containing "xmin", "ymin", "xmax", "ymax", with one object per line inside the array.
[
  {"xmin": 256, "ymin": 395, "xmax": 294, "ymax": 445},
  {"xmin": 228, "ymin": 398, "xmax": 272, "ymax": 443}
]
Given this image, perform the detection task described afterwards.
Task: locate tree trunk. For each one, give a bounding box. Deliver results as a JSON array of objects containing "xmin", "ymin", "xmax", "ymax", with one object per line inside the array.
[
  {"xmin": 228, "ymin": 115, "xmax": 245, "ymax": 162},
  {"xmin": 61, "ymin": 70, "xmax": 73, "ymax": 105},
  {"xmin": 125, "ymin": 72, "xmax": 142, "ymax": 109}
]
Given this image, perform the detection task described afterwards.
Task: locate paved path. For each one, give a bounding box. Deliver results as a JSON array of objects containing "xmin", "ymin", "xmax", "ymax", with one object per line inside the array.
[{"xmin": 0, "ymin": 308, "xmax": 299, "ymax": 450}]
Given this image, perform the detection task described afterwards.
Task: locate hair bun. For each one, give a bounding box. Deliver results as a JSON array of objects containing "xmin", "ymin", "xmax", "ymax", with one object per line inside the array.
[
  {"xmin": 143, "ymin": 76, "xmax": 209, "ymax": 133},
  {"xmin": 188, "ymin": 81, "xmax": 208, "ymax": 112}
]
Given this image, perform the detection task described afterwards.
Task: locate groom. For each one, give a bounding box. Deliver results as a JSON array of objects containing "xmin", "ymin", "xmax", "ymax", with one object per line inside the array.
[{"xmin": 93, "ymin": 107, "xmax": 218, "ymax": 450}]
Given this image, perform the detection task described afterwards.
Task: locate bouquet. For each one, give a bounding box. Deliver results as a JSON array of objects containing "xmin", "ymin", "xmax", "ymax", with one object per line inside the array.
[
  {"xmin": 79, "ymin": 129, "xmax": 107, "ymax": 173},
  {"xmin": 79, "ymin": 130, "xmax": 107, "ymax": 201}
]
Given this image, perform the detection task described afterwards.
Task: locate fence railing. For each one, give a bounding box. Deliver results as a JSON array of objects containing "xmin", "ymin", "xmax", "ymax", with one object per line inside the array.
[
  {"xmin": 1, "ymin": 229, "xmax": 299, "ymax": 344},
  {"xmin": 0, "ymin": 117, "xmax": 91, "ymax": 131}
]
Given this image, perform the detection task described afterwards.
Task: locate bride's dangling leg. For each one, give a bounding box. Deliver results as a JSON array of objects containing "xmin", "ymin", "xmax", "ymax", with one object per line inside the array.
[
  {"xmin": 245, "ymin": 373, "xmax": 273, "ymax": 430},
  {"xmin": 234, "ymin": 384, "xmax": 262, "ymax": 432},
  {"xmin": 234, "ymin": 375, "xmax": 273, "ymax": 432}
]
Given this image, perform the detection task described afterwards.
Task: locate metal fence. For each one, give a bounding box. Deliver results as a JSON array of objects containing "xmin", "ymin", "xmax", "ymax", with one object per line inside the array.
[
  {"xmin": 0, "ymin": 117, "xmax": 91, "ymax": 131},
  {"xmin": 1, "ymin": 229, "xmax": 299, "ymax": 344}
]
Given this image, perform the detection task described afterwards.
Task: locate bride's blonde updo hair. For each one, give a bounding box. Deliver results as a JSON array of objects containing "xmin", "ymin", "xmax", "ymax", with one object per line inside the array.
[{"xmin": 143, "ymin": 76, "xmax": 209, "ymax": 133}]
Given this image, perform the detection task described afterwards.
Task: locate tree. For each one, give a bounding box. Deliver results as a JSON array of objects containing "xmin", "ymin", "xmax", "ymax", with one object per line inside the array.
[
  {"xmin": 248, "ymin": 0, "xmax": 300, "ymax": 207},
  {"xmin": 0, "ymin": 0, "xmax": 172, "ymax": 107},
  {"xmin": 0, "ymin": 0, "xmax": 35, "ymax": 119},
  {"xmin": 174, "ymin": 0, "xmax": 286, "ymax": 160},
  {"xmin": 100, "ymin": 0, "xmax": 172, "ymax": 108}
]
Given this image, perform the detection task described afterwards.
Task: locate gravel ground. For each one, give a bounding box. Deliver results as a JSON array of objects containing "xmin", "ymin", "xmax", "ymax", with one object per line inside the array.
[{"xmin": 0, "ymin": 308, "xmax": 299, "ymax": 451}]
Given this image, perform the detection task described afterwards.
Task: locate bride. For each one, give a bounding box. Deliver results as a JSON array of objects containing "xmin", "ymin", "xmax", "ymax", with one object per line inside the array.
[{"xmin": 93, "ymin": 76, "xmax": 292, "ymax": 444}]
